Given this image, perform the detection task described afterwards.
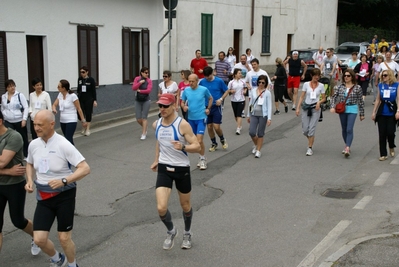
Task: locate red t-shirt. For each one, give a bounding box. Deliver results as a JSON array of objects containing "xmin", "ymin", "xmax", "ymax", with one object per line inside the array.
[{"xmin": 190, "ymin": 58, "xmax": 208, "ymax": 78}]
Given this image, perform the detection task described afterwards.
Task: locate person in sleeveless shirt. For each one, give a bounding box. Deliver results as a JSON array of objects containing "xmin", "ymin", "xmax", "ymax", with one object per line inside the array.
[
  {"xmin": 283, "ymin": 51, "xmax": 307, "ymax": 111},
  {"xmin": 151, "ymin": 94, "xmax": 200, "ymax": 250}
]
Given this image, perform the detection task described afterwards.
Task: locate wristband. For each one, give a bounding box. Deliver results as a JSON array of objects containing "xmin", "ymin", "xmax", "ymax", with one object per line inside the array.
[{"xmin": 82, "ymin": 119, "xmax": 86, "ymax": 123}]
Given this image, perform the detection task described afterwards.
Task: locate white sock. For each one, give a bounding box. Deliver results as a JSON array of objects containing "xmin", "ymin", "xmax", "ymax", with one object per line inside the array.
[
  {"xmin": 68, "ymin": 260, "xmax": 77, "ymax": 267},
  {"xmin": 50, "ymin": 251, "xmax": 60, "ymax": 262}
]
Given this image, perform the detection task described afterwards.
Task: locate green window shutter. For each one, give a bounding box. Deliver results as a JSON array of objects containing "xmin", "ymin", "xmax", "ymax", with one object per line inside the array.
[
  {"xmin": 262, "ymin": 16, "xmax": 271, "ymax": 53},
  {"xmin": 201, "ymin": 14, "xmax": 213, "ymax": 56}
]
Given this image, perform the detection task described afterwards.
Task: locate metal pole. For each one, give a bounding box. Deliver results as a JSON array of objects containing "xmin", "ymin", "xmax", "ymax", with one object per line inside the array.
[{"xmin": 168, "ymin": 0, "xmax": 172, "ymax": 71}]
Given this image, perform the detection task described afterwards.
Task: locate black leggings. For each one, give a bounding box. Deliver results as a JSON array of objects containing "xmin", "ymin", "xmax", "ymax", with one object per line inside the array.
[
  {"xmin": 231, "ymin": 101, "xmax": 245, "ymax": 118},
  {"xmin": 0, "ymin": 181, "xmax": 29, "ymax": 232},
  {"xmin": 274, "ymin": 85, "xmax": 286, "ymax": 103},
  {"xmin": 358, "ymin": 80, "xmax": 369, "ymax": 96},
  {"xmin": 377, "ymin": 115, "xmax": 396, "ymax": 156},
  {"xmin": 79, "ymin": 98, "xmax": 94, "ymax": 122}
]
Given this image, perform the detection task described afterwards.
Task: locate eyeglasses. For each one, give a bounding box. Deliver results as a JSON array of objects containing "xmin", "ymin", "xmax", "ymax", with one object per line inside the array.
[
  {"xmin": 344, "ymin": 74, "xmax": 351, "ymax": 77},
  {"xmin": 158, "ymin": 104, "xmax": 171, "ymax": 108},
  {"xmin": 258, "ymin": 81, "xmax": 266, "ymax": 84},
  {"xmin": 382, "ymin": 74, "xmax": 388, "ymax": 77},
  {"xmin": 143, "ymin": 72, "xmax": 149, "ymax": 74},
  {"xmin": 163, "ymin": 76, "xmax": 169, "ymax": 78}
]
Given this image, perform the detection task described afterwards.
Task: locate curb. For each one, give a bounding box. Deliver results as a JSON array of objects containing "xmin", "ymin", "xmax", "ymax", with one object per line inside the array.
[{"xmin": 318, "ymin": 232, "xmax": 399, "ymax": 267}]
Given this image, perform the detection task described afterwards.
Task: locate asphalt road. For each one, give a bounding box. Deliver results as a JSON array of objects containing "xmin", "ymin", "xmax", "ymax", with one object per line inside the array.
[{"xmin": 2, "ymin": 94, "xmax": 399, "ymax": 267}]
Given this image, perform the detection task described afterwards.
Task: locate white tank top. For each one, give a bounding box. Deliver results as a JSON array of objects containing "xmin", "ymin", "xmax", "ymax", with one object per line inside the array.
[{"xmin": 155, "ymin": 117, "xmax": 189, "ymax": 166}]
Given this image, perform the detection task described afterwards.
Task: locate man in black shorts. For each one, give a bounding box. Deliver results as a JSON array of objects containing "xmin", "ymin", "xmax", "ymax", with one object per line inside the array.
[
  {"xmin": 151, "ymin": 94, "xmax": 200, "ymax": 250},
  {"xmin": 25, "ymin": 110, "xmax": 90, "ymax": 267}
]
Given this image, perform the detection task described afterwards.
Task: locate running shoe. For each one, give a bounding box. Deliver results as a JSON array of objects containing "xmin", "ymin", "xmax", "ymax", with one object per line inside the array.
[
  {"xmin": 274, "ymin": 110, "xmax": 280, "ymax": 115},
  {"xmin": 181, "ymin": 233, "xmax": 192, "ymax": 249},
  {"xmin": 284, "ymin": 105, "xmax": 288, "ymax": 113},
  {"xmin": 140, "ymin": 134, "xmax": 146, "ymax": 140},
  {"xmin": 209, "ymin": 143, "xmax": 218, "ymax": 152},
  {"xmin": 221, "ymin": 139, "xmax": 228, "ymax": 149},
  {"xmin": 49, "ymin": 252, "xmax": 67, "ymax": 267},
  {"xmin": 254, "ymin": 150, "xmax": 261, "ymax": 158},
  {"xmin": 390, "ymin": 148, "xmax": 395, "ymax": 157},
  {"xmin": 379, "ymin": 156, "xmax": 388, "ymax": 161},
  {"xmin": 197, "ymin": 158, "xmax": 201, "ymax": 168},
  {"xmin": 241, "ymin": 111, "xmax": 246, "ymax": 118},
  {"xmin": 252, "ymin": 146, "xmax": 256, "ymax": 154},
  {"xmin": 344, "ymin": 147, "xmax": 350, "ymax": 158},
  {"xmin": 81, "ymin": 128, "xmax": 86, "ymax": 135},
  {"xmin": 85, "ymin": 130, "xmax": 91, "ymax": 136},
  {"xmin": 31, "ymin": 240, "xmax": 41, "ymax": 256},
  {"xmin": 163, "ymin": 229, "xmax": 178, "ymax": 250},
  {"xmin": 199, "ymin": 159, "xmax": 207, "ymax": 170},
  {"xmin": 235, "ymin": 127, "xmax": 241, "ymax": 135},
  {"xmin": 292, "ymin": 104, "xmax": 296, "ymax": 111},
  {"xmin": 306, "ymin": 148, "xmax": 313, "ymax": 156}
]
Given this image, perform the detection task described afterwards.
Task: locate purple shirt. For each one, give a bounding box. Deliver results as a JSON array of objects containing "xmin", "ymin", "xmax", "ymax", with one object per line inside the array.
[{"xmin": 215, "ymin": 59, "xmax": 231, "ymax": 82}]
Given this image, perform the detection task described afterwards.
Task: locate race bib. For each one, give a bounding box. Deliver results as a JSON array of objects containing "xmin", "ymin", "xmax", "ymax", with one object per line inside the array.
[
  {"xmin": 383, "ymin": 90, "xmax": 390, "ymax": 98},
  {"xmin": 35, "ymin": 100, "xmax": 41, "ymax": 109},
  {"xmin": 39, "ymin": 158, "xmax": 50, "ymax": 173},
  {"xmin": 82, "ymin": 85, "xmax": 87, "ymax": 92}
]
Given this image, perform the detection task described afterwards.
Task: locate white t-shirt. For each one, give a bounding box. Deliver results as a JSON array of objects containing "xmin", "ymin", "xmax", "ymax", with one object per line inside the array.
[
  {"xmin": 159, "ymin": 81, "xmax": 178, "ymax": 95},
  {"xmin": 378, "ymin": 61, "xmax": 399, "ymax": 75},
  {"xmin": 29, "ymin": 91, "xmax": 52, "ymax": 121},
  {"xmin": 231, "ymin": 63, "xmax": 253, "ymax": 79},
  {"xmin": 313, "ymin": 51, "xmax": 325, "ymax": 69},
  {"xmin": 301, "ymin": 82, "xmax": 325, "ymax": 104},
  {"xmin": 227, "ymin": 79, "xmax": 246, "ymax": 102},
  {"xmin": 245, "ymin": 69, "xmax": 271, "ymax": 90},
  {"xmin": 226, "ymin": 55, "xmax": 236, "ymax": 69},
  {"xmin": 57, "ymin": 93, "xmax": 79, "ymax": 123},
  {"xmin": 27, "ymin": 132, "xmax": 85, "ymax": 185}
]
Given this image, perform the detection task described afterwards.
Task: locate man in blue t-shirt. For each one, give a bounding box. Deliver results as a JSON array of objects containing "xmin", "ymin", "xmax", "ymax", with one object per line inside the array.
[
  {"xmin": 181, "ymin": 74, "xmax": 212, "ymax": 170},
  {"xmin": 199, "ymin": 66, "xmax": 229, "ymax": 152}
]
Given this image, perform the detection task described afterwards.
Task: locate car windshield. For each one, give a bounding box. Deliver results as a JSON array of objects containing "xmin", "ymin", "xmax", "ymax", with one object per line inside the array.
[
  {"xmin": 298, "ymin": 51, "xmax": 313, "ymax": 61},
  {"xmin": 335, "ymin": 46, "xmax": 359, "ymax": 54}
]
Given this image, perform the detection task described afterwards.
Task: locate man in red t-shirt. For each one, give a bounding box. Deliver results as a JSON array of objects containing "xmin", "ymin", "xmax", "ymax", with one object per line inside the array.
[{"xmin": 190, "ymin": 50, "xmax": 208, "ymax": 79}]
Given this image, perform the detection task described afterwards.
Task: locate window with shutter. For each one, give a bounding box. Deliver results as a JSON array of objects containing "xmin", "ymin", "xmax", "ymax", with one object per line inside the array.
[
  {"xmin": 0, "ymin": 32, "xmax": 8, "ymax": 99},
  {"xmin": 261, "ymin": 16, "xmax": 272, "ymax": 53},
  {"xmin": 201, "ymin": 14, "xmax": 213, "ymax": 57},
  {"xmin": 77, "ymin": 26, "xmax": 99, "ymax": 85}
]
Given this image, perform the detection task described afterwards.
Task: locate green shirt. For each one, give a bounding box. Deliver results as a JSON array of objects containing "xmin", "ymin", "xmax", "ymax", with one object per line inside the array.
[{"xmin": 0, "ymin": 129, "xmax": 25, "ymax": 185}]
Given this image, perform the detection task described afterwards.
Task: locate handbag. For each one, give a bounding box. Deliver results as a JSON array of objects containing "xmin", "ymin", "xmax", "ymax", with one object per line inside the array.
[
  {"xmin": 136, "ymin": 92, "xmax": 148, "ymax": 102},
  {"xmin": 335, "ymin": 86, "xmax": 354, "ymax": 114},
  {"xmin": 249, "ymin": 90, "xmax": 265, "ymax": 113}
]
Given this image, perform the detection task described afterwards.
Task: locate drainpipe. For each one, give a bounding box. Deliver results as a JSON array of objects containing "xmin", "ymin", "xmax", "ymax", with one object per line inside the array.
[{"xmin": 251, "ymin": 0, "xmax": 254, "ymax": 36}]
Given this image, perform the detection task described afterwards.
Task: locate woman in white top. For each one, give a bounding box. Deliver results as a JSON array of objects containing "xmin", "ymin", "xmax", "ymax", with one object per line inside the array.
[
  {"xmin": 296, "ymin": 68, "xmax": 326, "ymax": 156},
  {"xmin": 228, "ymin": 69, "xmax": 247, "ymax": 135},
  {"xmin": 52, "ymin": 80, "xmax": 87, "ymax": 145},
  {"xmin": 245, "ymin": 48, "xmax": 254, "ymax": 65},
  {"xmin": 29, "ymin": 78, "xmax": 52, "ymax": 140},
  {"xmin": 158, "ymin": 70, "xmax": 180, "ymax": 111},
  {"xmin": 1, "ymin": 79, "xmax": 29, "ymax": 157},
  {"xmin": 226, "ymin": 47, "xmax": 236, "ymax": 70}
]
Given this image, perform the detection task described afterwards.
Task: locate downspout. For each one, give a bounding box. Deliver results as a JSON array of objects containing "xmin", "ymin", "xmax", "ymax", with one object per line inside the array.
[{"xmin": 251, "ymin": 0, "xmax": 255, "ymax": 36}]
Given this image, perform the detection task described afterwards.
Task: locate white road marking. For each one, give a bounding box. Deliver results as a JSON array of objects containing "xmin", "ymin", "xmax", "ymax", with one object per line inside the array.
[
  {"xmin": 296, "ymin": 220, "xmax": 352, "ymax": 267},
  {"xmin": 390, "ymin": 155, "xmax": 399, "ymax": 164},
  {"xmin": 352, "ymin": 196, "xmax": 373, "ymax": 210},
  {"xmin": 374, "ymin": 172, "xmax": 391, "ymax": 186}
]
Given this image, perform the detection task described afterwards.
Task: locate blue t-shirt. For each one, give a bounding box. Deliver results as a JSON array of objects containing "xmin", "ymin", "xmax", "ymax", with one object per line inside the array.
[
  {"xmin": 379, "ymin": 82, "xmax": 399, "ymax": 116},
  {"xmin": 344, "ymin": 90, "xmax": 358, "ymax": 114},
  {"xmin": 181, "ymin": 85, "xmax": 211, "ymax": 120},
  {"xmin": 199, "ymin": 76, "xmax": 228, "ymax": 105}
]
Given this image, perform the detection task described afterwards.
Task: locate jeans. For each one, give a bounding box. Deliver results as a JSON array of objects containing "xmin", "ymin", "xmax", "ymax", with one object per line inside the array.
[
  {"xmin": 60, "ymin": 122, "xmax": 77, "ymax": 145},
  {"xmin": 339, "ymin": 113, "xmax": 357, "ymax": 147}
]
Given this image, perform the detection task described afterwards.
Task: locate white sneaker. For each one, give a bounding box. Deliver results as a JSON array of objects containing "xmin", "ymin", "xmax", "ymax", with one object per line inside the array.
[
  {"xmin": 235, "ymin": 127, "xmax": 241, "ymax": 135},
  {"xmin": 85, "ymin": 130, "xmax": 91, "ymax": 136},
  {"xmin": 252, "ymin": 146, "xmax": 257, "ymax": 154},
  {"xmin": 199, "ymin": 159, "xmax": 207, "ymax": 170},
  {"xmin": 140, "ymin": 132, "xmax": 147, "ymax": 140},
  {"xmin": 255, "ymin": 150, "xmax": 261, "ymax": 158},
  {"xmin": 31, "ymin": 240, "xmax": 41, "ymax": 256},
  {"xmin": 306, "ymin": 148, "xmax": 313, "ymax": 156},
  {"xmin": 81, "ymin": 128, "xmax": 86, "ymax": 135}
]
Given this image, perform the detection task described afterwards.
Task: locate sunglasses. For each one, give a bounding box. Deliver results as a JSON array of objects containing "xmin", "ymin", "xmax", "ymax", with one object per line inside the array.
[
  {"xmin": 80, "ymin": 71, "xmax": 86, "ymax": 74},
  {"xmin": 382, "ymin": 74, "xmax": 388, "ymax": 77},
  {"xmin": 344, "ymin": 74, "xmax": 351, "ymax": 77},
  {"xmin": 258, "ymin": 81, "xmax": 266, "ymax": 84},
  {"xmin": 158, "ymin": 104, "xmax": 170, "ymax": 108},
  {"xmin": 143, "ymin": 72, "xmax": 149, "ymax": 74},
  {"xmin": 163, "ymin": 76, "xmax": 169, "ymax": 78}
]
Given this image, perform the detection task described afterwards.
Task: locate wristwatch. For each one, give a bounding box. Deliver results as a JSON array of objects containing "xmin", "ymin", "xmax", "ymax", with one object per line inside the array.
[
  {"xmin": 62, "ymin": 178, "xmax": 68, "ymax": 186},
  {"xmin": 181, "ymin": 144, "xmax": 186, "ymax": 151}
]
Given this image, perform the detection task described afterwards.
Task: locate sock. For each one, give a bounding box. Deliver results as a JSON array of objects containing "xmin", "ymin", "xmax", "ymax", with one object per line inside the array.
[
  {"xmin": 50, "ymin": 251, "xmax": 60, "ymax": 262},
  {"xmin": 183, "ymin": 208, "xmax": 193, "ymax": 232},
  {"xmin": 160, "ymin": 209, "xmax": 174, "ymax": 231},
  {"xmin": 219, "ymin": 135, "xmax": 225, "ymax": 142},
  {"xmin": 211, "ymin": 137, "xmax": 216, "ymax": 144},
  {"xmin": 200, "ymin": 155, "xmax": 205, "ymax": 160},
  {"xmin": 68, "ymin": 260, "xmax": 77, "ymax": 267}
]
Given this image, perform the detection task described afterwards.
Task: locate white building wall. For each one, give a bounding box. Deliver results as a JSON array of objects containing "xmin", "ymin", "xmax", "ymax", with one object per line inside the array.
[
  {"xmin": 165, "ymin": 0, "xmax": 337, "ymax": 73},
  {"xmin": 1, "ymin": 0, "xmax": 163, "ymax": 95}
]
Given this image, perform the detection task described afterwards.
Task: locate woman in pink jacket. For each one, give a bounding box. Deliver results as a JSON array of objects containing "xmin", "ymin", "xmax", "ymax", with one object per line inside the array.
[{"xmin": 132, "ymin": 67, "xmax": 152, "ymax": 140}]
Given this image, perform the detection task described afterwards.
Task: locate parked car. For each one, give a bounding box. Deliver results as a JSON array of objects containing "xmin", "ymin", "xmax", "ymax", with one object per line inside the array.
[
  {"xmin": 334, "ymin": 42, "xmax": 369, "ymax": 66},
  {"xmin": 288, "ymin": 49, "xmax": 318, "ymax": 81}
]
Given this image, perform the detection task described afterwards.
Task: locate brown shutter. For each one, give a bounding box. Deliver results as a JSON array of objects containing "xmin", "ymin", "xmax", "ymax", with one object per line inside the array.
[
  {"xmin": 77, "ymin": 26, "xmax": 99, "ymax": 85},
  {"xmin": 141, "ymin": 29, "xmax": 150, "ymax": 69},
  {"xmin": 122, "ymin": 28, "xmax": 132, "ymax": 84},
  {"xmin": 0, "ymin": 32, "xmax": 8, "ymax": 99}
]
